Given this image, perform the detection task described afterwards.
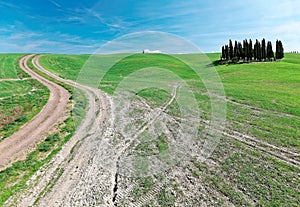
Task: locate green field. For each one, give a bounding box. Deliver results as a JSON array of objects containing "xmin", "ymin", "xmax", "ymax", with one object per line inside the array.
[
  {"xmin": 39, "ymin": 54, "xmax": 90, "ymax": 81},
  {"xmin": 0, "ymin": 54, "xmax": 25, "ymax": 79},
  {"xmin": 40, "ymin": 53, "xmax": 300, "ymax": 149},
  {"xmin": 0, "ymin": 55, "xmax": 50, "ymax": 140},
  {"xmin": 38, "ymin": 53, "xmax": 300, "ymax": 206}
]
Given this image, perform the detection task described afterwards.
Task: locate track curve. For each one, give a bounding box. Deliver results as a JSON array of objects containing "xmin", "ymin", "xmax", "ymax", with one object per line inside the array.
[{"xmin": 0, "ymin": 54, "xmax": 69, "ymax": 170}]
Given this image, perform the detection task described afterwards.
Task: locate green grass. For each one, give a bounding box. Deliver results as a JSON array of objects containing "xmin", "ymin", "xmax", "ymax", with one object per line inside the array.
[
  {"xmin": 39, "ymin": 54, "xmax": 90, "ymax": 81},
  {"xmin": 39, "ymin": 52, "xmax": 300, "ymax": 115},
  {"xmin": 39, "ymin": 52, "xmax": 300, "ymax": 206},
  {"xmin": 99, "ymin": 54, "xmax": 202, "ymax": 94},
  {"xmin": 137, "ymin": 88, "xmax": 171, "ymax": 108},
  {"xmin": 204, "ymin": 136, "xmax": 300, "ymax": 207},
  {"xmin": 0, "ymin": 54, "xmax": 24, "ymax": 79},
  {"xmin": 132, "ymin": 176, "xmax": 154, "ymax": 200},
  {"xmin": 205, "ymin": 53, "xmax": 300, "ymax": 150},
  {"xmin": 39, "ymin": 53, "xmax": 300, "ymax": 149},
  {"xmin": 207, "ymin": 53, "xmax": 300, "ymax": 115},
  {"xmin": 0, "ymin": 80, "xmax": 32, "ymax": 98},
  {"xmin": 158, "ymin": 185, "xmax": 176, "ymax": 207}
]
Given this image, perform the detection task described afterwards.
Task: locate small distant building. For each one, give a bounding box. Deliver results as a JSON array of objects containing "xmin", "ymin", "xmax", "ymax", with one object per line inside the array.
[{"xmin": 142, "ymin": 49, "xmax": 162, "ymax": 54}]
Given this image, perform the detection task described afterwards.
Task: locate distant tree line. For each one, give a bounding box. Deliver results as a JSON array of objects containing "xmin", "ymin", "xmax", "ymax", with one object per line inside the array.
[{"xmin": 221, "ymin": 39, "xmax": 284, "ymax": 63}]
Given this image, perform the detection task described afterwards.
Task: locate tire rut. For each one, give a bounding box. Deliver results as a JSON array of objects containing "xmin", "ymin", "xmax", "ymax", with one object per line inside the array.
[
  {"xmin": 0, "ymin": 55, "xmax": 69, "ymax": 171},
  {"xmin": 4, "ymin": 55, "xmax": 113, "ymax": 207}
]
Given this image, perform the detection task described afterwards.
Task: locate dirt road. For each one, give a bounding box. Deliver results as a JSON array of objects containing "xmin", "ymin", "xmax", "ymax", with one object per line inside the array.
[
  {"xmin": 4, "ymin": 55, "xmax": 113, "ymax": 206},
  {"xmin": 0, "ymin": 55, "xmax": 69, "ymax": 170}
]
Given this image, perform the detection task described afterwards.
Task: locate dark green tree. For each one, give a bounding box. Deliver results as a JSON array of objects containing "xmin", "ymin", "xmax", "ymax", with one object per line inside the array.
[
  {"xmin": 261, "ymin": 38, "xmax": 266, "ymax": 60},
  {"xmin": 248, "ymin": 39, "xmax": 253, "ymax": 61},
  {"xmin": 276, "ymin": 40, "xmax": 284, "ymax": 59},
  {"xmin": 225, "ymin": 45, "xmax": 229, "ymax": 60},
  {"xmin": 238, "ymin": 42, "xmax": 243, "ymax": 60},
  {"xmin": 229, "ymin": 39, "xmax": 233, "ymax": 60},
  {"xmin": 280, "ymin": 40, "xmax": 284, "ymax": 59},
  {"xmin": 266, "ymin": 41, "xmax": 274, "ymax": 60},
  {"xmin": 234, "ymin": 41, "xmax": 238, "ymax": 58},
  {"xmin": 256, "ymin": 39, "xmax": 262, "ymax": 61},
  {"xmin": 221, "ymin": 39, "xmax": 283, "ymax": 63},
  {"xmin": 276, "ymin": 40, "xmax": 279, "ymax": 59},
  {"xmin": 221, "ymin": 46, "xmax": 225, "ymax": 60},
  {"xmin": 244, "ymin": 39, "xmax": 249, "ymax": 61},
  {"xmin": 254, "ymin": 41, "xmax": 257, "ymax": 60}
]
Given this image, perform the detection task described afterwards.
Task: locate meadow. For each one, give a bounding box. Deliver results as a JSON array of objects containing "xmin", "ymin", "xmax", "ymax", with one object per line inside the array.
[
  {"xmin": 40, "ymin": 53, "xmax": 300, "ymax": 150},
  {"xmin": 38, "ymin": 53, "xmax": 300, "ymax": 206},
  {"xmin": 0, "ymin": 54, "xmax": 25, "ymax": 79}
]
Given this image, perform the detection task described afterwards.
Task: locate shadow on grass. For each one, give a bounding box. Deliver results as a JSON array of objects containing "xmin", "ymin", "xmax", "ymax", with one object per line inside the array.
[{"xmin": 208, "ymin": 59, "xmax": 279, "ymax": 67}]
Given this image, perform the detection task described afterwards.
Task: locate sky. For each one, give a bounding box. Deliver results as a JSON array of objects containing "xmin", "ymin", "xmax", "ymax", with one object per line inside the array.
[{"xmin": 0, "ymin": 0, "xmax": 299, "ymax": 54}]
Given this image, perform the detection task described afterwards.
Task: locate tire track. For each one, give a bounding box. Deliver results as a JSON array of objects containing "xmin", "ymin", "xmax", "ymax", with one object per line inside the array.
[
  {"xmin": 4, "ymin": 55, "xmax": 113, "ymax": 207},
  {"xmin": 0, "ymin": 54, "xmax": 69, "ymax": 170},
  {"xmin": 173, "ymin": 114, "xmax": 300, "ymax": 168},
  {"xmin": 112, "ymin": 85, "xmax": 180, "ymax": 206}
]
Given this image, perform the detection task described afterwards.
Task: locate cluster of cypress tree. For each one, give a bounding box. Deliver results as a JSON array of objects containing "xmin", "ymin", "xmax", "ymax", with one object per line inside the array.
[
  {"xmin": 275, "ymin": 40, "xmax": 284, "ymax": 59},
  {"xmin": 221, "ymin": 39, "xmax": 284, "ymax": 62}
]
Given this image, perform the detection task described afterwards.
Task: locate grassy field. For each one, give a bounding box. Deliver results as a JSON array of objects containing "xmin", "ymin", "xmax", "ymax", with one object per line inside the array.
[
  {"xmin": 38, "ymin": 53, "xmax": 300, "ymax": 206},
  {"xmin": 39, "ymin": 54, "xmax": 90, "ymax": 81},
  {"xmin": 40, "ymin": 53, "xmax": 300, "ymax": 148},
  {"xmin": 0, "ymin": 55, "xmax": 50, "ymax": 140},
  {"xmin": 0, "ymin": 54, "xmax": 25, "ymax": 79}
]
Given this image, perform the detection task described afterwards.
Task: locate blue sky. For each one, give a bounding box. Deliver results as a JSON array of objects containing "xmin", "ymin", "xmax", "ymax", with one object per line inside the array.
[{"xmin": 0, "ymin": 0, "xmax": 299, "ymax": 53}]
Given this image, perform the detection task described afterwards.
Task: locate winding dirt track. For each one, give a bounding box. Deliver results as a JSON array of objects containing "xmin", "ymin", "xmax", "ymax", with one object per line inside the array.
[
  {"xmin": 4, "ymin": 55, "xmax": 113, "ymax": 207},
  {"xmin": 0, "ymin": 55, "xmax": 69, "ymax": 170}
]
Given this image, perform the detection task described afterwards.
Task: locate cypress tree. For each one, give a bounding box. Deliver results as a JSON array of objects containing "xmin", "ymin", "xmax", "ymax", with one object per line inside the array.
[
  {"xmin": 275, "ymin": 40, "xmax": 278, "ymax": 59},
  {"xmin": 255, "ymin": 40, "xmax": 258, "ymax": 61},
  {"xmin": 234, "ymin": 41, "xmax": 238, "ymax": 58},
  {"xmin": 257, "ymin": 40, "xmax": 262, "ymax": 61},
  {"xmin": 253, "ymin": 41, "xmax": 257, "ymax": 60},
  {"xmin": 266, "ymin": 41, "xmax": 274, "ymax": 60},
  {"xmin": 261, "ymin": 38, "xmax": 266, "ymax": 60},
  {"xmin": 225, "ymin": 45, "xmax": 229, "ymax": 60},
  {"xmin": 276, "ymin": 40, "xmax": 284, "ymax": 59},
  {"xmin": 240, "ymin": 40, "xmax": 245, "ymax": 60},
  {"xmin": 238, "ymin": 42, "xmax": 242, "ymax": 60},
  {"xmin": 280, "ymin": 41, "xmax": 284, "ymax": 59},
  {"xmin": 244, "ymin": 39, "xmax": 249, "ymax": 61},
  {"xmin": 221, "ymin": 46, "xmax": 225, "ymax": 60},
  {"xmin": 229, "ymin": 39, "xmax": 233, "ymax": 60},
  {"xmin": 220, "ymin": 39, "xmax": 283, "ymax": 63},
  {"xmin": 249, "ymin": 39, "xmax": 253, "ymax": 61}
]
